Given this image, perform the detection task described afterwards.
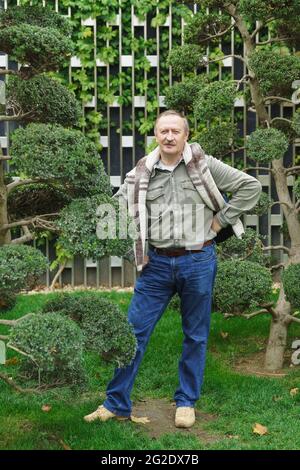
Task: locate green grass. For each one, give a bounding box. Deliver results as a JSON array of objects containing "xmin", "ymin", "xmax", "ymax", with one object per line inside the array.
[{"xmin": 0, "ymin": 290, "xmax": 300, "ymax": 450}]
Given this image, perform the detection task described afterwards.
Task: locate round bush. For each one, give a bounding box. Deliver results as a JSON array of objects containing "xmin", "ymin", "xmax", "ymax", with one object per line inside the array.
[
  {"xmin": 10, "ymin": 123, "xmax": 111, "ymax": 197},
  {"xmin": 193, "ymin": 81, "xmax": 236, "ymax": 122},
  {"xmin": 166, "ymin": 44, "xmax": 204, "ymax": 75},
  {"xmin": 56, "ymin": 193, "xmax": 133, "ymax": 260},
  {"xmin": 164, "ymin": 75, "xmax": 209, "ymax": 114},
  {"xmin": 217, "ymin": 228, "xmax": 268, "ymax": 266},
  {"xmin": 195, "ymin": 122, "xmax": 239, "ymax": 159},
  {"xmin": 0, "ymin": 24, "xmax": 73, "ymax": 76},
  {"xmin": 6, "ymin": 74, "xmax": 81, "ymax": 126},
  {"xmin": 42, "ymin": 293, "xmax": 137, "ymax": 368},
  {"xmin": 0, "ymin": 4, "xmax": 72, "ymax": 36},
  {"xmin": 184, "ymin": 11, "xmax": 231, "ymax": 45},
  {"xmin": 248, "ymin": 49, "xmax": 300, "ymax": 97},
  {"xmin": 0, "ymin": 291, "xmax": 17, "ymax": 312},
  {"xmin": 214, "ymin": 259, "xmax": 273, "ymax": 314},
  {"xmin": 0, "ymin": 245, "xmax": 48, "ymax": 295},
  {"xmin": 9, "ymin": 312, "xmax": 86, "ymax": 384},
  {"xmin": 282, "ymin": 264, "xmax": 300, "ymax": 309},
  {"xmin": 246, "ymin": 128, "xmax": 289, "ymax": 163}
]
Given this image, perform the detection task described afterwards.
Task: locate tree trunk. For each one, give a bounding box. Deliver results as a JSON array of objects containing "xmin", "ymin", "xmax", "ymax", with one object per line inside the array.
[
  {"xmin": 234, "ymin": 11, "xmax": 300, "ymax": 371},
  {"xmin": 0, "ymin": 151, "xmax": 11, "ymax": 245}
]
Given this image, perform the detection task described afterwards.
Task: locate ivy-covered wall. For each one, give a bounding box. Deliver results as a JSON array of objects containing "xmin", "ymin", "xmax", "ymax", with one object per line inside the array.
[{"xmin": 0, "ymin": 0, "xmax": 295, "ymax": 287}]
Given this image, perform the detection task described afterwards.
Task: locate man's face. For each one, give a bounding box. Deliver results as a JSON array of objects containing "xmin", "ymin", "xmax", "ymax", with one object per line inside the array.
[{"xmin": 155, "ymin": 115, "xmax": 188, "ymax": 156}]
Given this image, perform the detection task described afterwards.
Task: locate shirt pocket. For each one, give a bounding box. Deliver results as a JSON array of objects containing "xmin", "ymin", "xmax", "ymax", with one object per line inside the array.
[
  {"xmin": 146, "ymin": 186, "xmax": 166, "ymax": 220},
  {"xmin": 181, "ymin": 180, "xmax": 200, "ymax": 204}
]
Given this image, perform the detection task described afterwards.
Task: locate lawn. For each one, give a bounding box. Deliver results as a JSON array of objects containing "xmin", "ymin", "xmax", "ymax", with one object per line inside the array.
[{"xmin": 0, "ymin": 290, "xmax": 299, "ymax": 450}]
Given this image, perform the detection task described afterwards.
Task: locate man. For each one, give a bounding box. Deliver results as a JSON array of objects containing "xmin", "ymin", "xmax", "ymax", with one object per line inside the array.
[{"xmin": 84, "ymin": 110, "xmax": 262, "ymax": 428}]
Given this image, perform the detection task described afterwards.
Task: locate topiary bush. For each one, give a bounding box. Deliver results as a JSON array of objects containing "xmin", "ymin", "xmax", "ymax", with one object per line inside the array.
[
  {"xmin": 184, "ymin": 11, "xmax": 231, "ymax": 45},
  {"xmin": 10, "ymin": 123, "xmax": 111, "ymax": 197},
  {"xmin": 56, "ymin": 193, "xmax": 133, "ymax": 260},
  {"xmin": 0, "ymin": 291, "xmax": 17, "ymax": 312},
  {"xmin": 0, "ymin": 24, "xmax": 73, "ymax": 77},
  {"xmin": 194, "ymin": 122, "xmax": 239, "ymax": 159},
  {"xmin": 42, "ymin": 292, "xmax": 137, "ymax": 368},
  {"xmin": 0, "ymin": 4, "xmax": 72, "ymax": 35},
  {"xmin": 0, "ymin": 245, "xmax": 48, "ymax": 304},
  {"xmin": 6, "ymin": 74, "xmax": 81, "ymax": 126},
  {"xmin": 214, "ymin": 259, "xmax": 273, "ymax": 314},
  {"xmin": 216, "ymin": 228, "xmax": 269, "ymax": 266},
  {"xmin": 164, "ymin": 75, "xmax": 209, "ymax": 114},
  {"xmin": 246, "ymin": 128, "xmax": 289, "ymax": 163},
  {"xmin": 166, "ymin": 44, "xmax": 204, "ymax": 74},
  {"xmin": 9, "ymin": 312, "xmax": 86, "ymax": 385},
  {"xmin": 193, "ymin": 81, "xmax": 236, "ymax": 122},
  {"xmin": 282, "ymin": 263, "xmax": 300, "ymax": 309},
  {"xmin": 248, "ymin": 49, "xmax": 300, "ymax": 97}
]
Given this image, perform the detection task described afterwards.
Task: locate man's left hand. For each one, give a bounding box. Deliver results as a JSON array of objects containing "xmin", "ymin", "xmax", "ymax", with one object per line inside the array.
[{"xmin": 211, "ymin": 216, "xmax": 222, "ymax": 234}]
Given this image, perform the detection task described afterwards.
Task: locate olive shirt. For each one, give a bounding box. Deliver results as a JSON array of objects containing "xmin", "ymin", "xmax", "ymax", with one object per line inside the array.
[
  {"xmin": 144, "ymin": 155, "xmax": 259, "ymax": 249},
  {"xmin": 114, "ymin": 152, "xmax": 262, "ymax": 250}
]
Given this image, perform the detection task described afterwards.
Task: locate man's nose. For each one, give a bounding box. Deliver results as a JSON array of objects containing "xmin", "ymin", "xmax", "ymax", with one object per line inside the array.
[{"xmin": 166, "ymin": 132, "xmax": 174, "ymax": 140}]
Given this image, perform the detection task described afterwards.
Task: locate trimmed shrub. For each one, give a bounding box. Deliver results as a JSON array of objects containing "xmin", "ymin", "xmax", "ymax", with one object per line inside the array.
[
  {"xmin": 42, "ymin": 293, "xmax": 137, "ymax": 368},
  {"xmin": 6, "ymin": 74, "xmax": 81, "ymax": 126},
  {"xmin": 0, "ymin": 245, "xmax": 48, "ymax": 297},
  {"xmin": 164, "ymin": 75, "xmax": 209, "ymax": 114},
  {"xmin": 9, "ymin": 312, "xmax": 86, "ymax": 385},
  {"xmin": 282, "ymin": 264, "xmax": 300, "ymax": 309},
  {"xmin": 246, "ymin": 128, "xmax": 289, "ymax": 163},
  {"xmin": 214, "ymin": 259, "xmax": 273, "ymax": 314},
  {"xmin": 166, "ymin": 44, "xmax": 204, "ymax": 75},
  {"xmin": 194, "ymin": 122, "xmax": 239, "ymax": 159},
  {"xmin": 0, "ymin": 291, "xmax": 17, "ymax": 312},
  {"xmin": 216, "ymin": 228, "xmax": 268, "ymax": 266},
  {"xmin": 10, "ymin": 123, "xmax": 111, "ymax": 197},
  {"xmin": 56, "ymin": 193, "xmax": 133, "ymax": 260},
  {"xmin": 193, "ymin": 81, "xmax": 236, "ymax": 121}
]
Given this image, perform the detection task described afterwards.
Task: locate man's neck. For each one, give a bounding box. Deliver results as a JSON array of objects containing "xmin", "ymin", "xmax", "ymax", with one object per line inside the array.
[{"xmin": 159, "ymin": 152, "xmax": 183, "ymax": 167}]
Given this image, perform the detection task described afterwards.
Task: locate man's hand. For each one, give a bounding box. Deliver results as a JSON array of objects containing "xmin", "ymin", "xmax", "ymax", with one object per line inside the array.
[
  {"xmin": 211, "ymin": 216, "xmax": 222, "ymax": 234},
  {"xmin": 141, "ymin": 255, "xmax": 149, "ymax": 270}
]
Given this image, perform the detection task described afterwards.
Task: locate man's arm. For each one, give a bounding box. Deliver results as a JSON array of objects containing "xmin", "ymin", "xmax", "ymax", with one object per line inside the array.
[{"xmin": 206, "ymin": 154, "xmax": 262, "ymax": 229}]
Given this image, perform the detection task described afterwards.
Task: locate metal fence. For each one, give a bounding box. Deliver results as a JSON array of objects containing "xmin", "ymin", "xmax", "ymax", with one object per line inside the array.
[{"xmin": 0, "ymin": 0, "xmax": 297, "ymax": 287}]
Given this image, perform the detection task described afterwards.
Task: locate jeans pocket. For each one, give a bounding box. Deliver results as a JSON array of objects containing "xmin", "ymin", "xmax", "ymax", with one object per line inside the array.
[{"xmin": 190, "ymin": 245, "xmax": 215, "ymax": 262}]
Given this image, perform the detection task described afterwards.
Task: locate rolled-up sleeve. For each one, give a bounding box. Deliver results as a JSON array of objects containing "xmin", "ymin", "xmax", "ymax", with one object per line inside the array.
[{"xmin": 206, "ymin": 154, "xmax": 262, "ymax": 228}]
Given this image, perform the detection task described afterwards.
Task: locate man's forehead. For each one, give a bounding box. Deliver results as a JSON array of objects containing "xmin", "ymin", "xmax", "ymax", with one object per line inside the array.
[{"xmin": 156, "ymin": 115, "xmax": 186, "ymax": 130}]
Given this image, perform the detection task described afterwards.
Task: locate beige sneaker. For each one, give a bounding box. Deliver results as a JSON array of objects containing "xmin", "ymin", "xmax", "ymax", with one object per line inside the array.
[
  {"xmin": 83, "ymin": 405, "xmax": 129, "ymax": 423},
  {"xmin": 175, "ymin": 406, "xmax": 195, "ymax": 428}
]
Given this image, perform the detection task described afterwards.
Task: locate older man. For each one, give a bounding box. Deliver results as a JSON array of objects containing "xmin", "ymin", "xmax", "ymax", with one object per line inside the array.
[{"xmin": 84, "ymin": 110, "xmax": 262, "ymax": 428}]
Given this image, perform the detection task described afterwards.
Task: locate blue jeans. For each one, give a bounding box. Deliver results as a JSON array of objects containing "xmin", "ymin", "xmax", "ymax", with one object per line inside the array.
[{"xmin": 103, "ymin": 241, "xmax": 218, "ymax": 417}]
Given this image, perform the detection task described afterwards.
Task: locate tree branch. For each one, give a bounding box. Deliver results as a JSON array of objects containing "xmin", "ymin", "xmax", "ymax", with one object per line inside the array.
[
  {"xmin": 256, "ymin": 36, "xmax": 291, "ymax": 45},
  {"xmin": 270, "ymin": 117, "xmax": 292, "ymax": 126},
  {"xmin": 199, "ymin": 23, "xmax": 236, "ymax": 43},
  {"xmin": 0, "ymin": 372, "xmax": 43, "ymax": 394},
  {"xmin": 270, "ymin": 262, "xmax": 285, "ymax": 271},
  {"xmin": 0, "ymin": 213, "xmax": 59, "ymax": 232},
  {"xmin": 7, "ymin": 177, "xmax": 48, "ymax": 193},
  {"xmin": 270, "ymin": 201, "xmax": 294, "ymax": 209},
  {"xmin": 263, "ymin": 96, "xmax": 294, "ymax": 104},
  {"xmin": 50, "ymin": 260, "xmax": 67, "ymax": 290},
  {"xmin": 204, "ymin": 54, "xmax": 247, "ymax": 66},
  {"xmin": 263, "ymin": 245, "xmax": 291, "ymax": 254},
  {"xmin": 243, "ymin": 166, "xmax": 274, "ymax": 174},
  {"xmin": 10, "ymin": 225, "xmax": 35, "ymax": 244},
  {"xmin": 286, "ymin": 314, "xmax": 300, "ymax": 325},
  {"xmin": 242, "ymin": 309, "xmax": 269, "ymax": 319},
  {"xmin": 0, "ymin": 68, "xmax": 18, "ymax": 76},
  {"xmin": 285, "ymin": 166, "xmax": 300, "ymax": 175},
  {"xmin": 0, "ymin": 155, "xmax": 12, "ymax": 161}
]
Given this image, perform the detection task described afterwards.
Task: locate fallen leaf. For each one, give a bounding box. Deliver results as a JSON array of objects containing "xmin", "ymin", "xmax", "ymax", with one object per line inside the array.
[
  {"xmin": 59, "ymin": 439, "xmax": 72, "ymax": 450},
  {"xmin": 253, "ymin": 423, "xmax": 268, "ymax": 436},
  {"xmin": 220, "ymin": 331, "xmax": 229, "ymax": 339},
  {"xmin": 227, "ymin": 434, "xmax": 239, "ymax": 439},
  {"xmin": 290, "ymin": 387, "xmax": 299, "ymax": 397},
  {"xmin": 42, "ymin": 404, "xmax": 52, "ymax": 412},
  {"xmin": 130, "ymin": 415, "xmax": 150, "ymax": 424},
  {"xmin": 5, "ymin": 357, "xmax": 19, "ymax": 366}
]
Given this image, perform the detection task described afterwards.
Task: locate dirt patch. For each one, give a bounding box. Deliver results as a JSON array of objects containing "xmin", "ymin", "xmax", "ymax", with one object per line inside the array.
[
  {"xmin": 131, "ymin": 398, "xmax": 218, "ymax": 443},
  {"xmin": 232, "ymin": 351, "xmax": 293, "ymax": 377}
]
